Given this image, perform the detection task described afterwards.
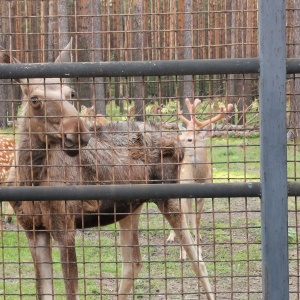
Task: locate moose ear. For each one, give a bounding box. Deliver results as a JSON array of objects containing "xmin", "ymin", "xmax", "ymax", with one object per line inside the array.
[
  {"xmin": 0, "ymin": 49, "xmax": 27, "ymax": 84},
  {"xmin": 55, "ymin": 37, "xmax": 73, "ymax": 63},
  {"xmin": 20, "ymin": 85, "xmax": 30, "ymax": 97},
  {"xmin": 0, "ymin": 50, "xmax": 11, "ymax": 64}
]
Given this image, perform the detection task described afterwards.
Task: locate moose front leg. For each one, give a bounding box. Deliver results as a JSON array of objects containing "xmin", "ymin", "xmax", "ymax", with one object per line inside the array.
[
  {"xmin": 26, "ymin": 230, "xmax": 54, "ymax": 300},
  {"xmin": 38, "ymin": 199, "xmax": 79, "ymax": 300},
  {"xmin": 51, "ymin": 223, "xmax": 78, "ymax": 300},
  {"xmin": 118, "ymin": 206, "xmax": 143, "ymax": 300},
  {"xmin": 56, "ymin": 232, "xmax": 79, "ymax": 300}
]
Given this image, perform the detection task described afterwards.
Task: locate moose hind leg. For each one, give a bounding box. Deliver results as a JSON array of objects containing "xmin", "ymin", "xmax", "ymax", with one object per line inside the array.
[
  {"xmin": 118, "ymin": 206, "xmax": 143, "ymax": 300},
  {"xmin": 156, "ymin": 199, "xmax": 215, "ymax": 300},
  {"xmin": 26, "ymin": 230, "xmax": 54, "ymax": 300}
]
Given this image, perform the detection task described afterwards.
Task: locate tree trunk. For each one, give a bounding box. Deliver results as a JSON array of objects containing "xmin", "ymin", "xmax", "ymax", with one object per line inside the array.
[
  {"xmin": 180, "ymin": 0, "xmax": 193, "ymax": 117},
  {"xmin": 57, "ymin": 0, "xmax": 72, "ymax": 87},
  {"xmin": 132, "ymin": 0, "xmax": 144, "ymax": 121},
  {"xmin": 75, "ymin": 0, "xmax": 92, "ymax": 104},
  {"xmin": 40, "ymin": 1, "xmax": 48, "ymax": 62},
  {"xmin": 233, "ymin": 3, "xmax": 244, "ymax": 125},
  {"xmin": 226, "ymin": 1, "xmax": 236, "ymax": 124},
  {"xmin": 48, "ymin": 1, "xmax": 58, "ymax": 62},
  {"xmin": 0, "ymin": 0, "xmax": 11, "ymax": 128},
  {"xmin": 92, "ymin": 1, "xmax": 106, "ymax": 115},
  {"xmin": 112, "ymin": 0, "xmax": 122, "ymax": 110},
  {"xmin": 58, "ymin": 0, "xmax": 69, "ymax": 50},
  {"xmin": 241, "ymin": 0, "xmax": 258, "ymax": 125}
]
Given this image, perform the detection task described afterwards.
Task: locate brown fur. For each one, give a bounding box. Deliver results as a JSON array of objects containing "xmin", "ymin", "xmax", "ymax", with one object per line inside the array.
[{"xmin": 3, "ymin": 42, "xmax": 214, "ymax": 300}]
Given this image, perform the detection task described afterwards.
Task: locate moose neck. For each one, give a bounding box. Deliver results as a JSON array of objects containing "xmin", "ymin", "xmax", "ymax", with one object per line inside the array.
[{"xmin": 17, "ymin": 117, "xmax": 50, "ymax": 186}]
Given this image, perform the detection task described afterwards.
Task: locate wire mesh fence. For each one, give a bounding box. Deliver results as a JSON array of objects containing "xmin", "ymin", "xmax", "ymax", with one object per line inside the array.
[{"xmin": 0, "ymin": 1, "xmax": 298, "ymax": 299}]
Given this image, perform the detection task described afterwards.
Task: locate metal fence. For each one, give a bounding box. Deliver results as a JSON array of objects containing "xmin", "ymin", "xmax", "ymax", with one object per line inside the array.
[{"xmin": 0, "ymin": 1, "xmax": 299, "ymax": 300}]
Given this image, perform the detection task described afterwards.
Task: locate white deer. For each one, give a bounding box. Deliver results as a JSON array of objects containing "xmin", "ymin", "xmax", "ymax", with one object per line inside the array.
[{"xmin": 168, "ymin": 98, "xmax": 233, "ymax": 260}]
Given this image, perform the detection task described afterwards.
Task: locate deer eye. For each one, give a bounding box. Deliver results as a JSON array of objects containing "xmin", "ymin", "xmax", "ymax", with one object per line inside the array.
[{"xmin": 30, "ymin": 96, "xmax": 42, "ymax": 108}]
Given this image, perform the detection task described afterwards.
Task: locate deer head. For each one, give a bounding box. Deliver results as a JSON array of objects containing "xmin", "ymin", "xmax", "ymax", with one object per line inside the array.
[{"xmin": 178, "ymin": 98, "xmax": 233, "ymax": 156}]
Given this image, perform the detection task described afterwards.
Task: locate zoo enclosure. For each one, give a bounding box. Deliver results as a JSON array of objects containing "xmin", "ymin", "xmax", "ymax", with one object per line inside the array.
[{"xmin": 0, "ymin": 1, "xmax": 299, "ymax": 299}]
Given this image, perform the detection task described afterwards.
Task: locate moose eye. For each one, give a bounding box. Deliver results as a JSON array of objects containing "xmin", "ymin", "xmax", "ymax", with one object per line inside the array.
[{"xmin": 30, "ymin": 96, "xmax": 42, "ymax": 108}]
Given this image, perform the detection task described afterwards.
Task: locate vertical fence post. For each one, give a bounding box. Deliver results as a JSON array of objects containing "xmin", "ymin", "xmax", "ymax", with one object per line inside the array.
[{"xmin": 259, "ymin": 1, "xmax": 288, "ymax": 299}]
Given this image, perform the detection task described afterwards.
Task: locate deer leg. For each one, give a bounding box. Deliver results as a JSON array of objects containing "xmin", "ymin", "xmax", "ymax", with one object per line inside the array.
[
  {"xmin": 156, "ymin": 199, "xmax": 214, "ymax": 300},
  {"xmin": 180, "ymin": 198, "xmax": 194, "ymax": 260},
  {"xmin": 167, "ymin": 228, "xmax": 176, "ymax": 243},
  {"xmin": 182, "ymin": 198, "xmax": 206, "ymax": 261},
  {"xmin": 183, "ymin": 198, "xmax": 206, "ymax": 260},
  {"xmin": 195, "ymin": 198, "xmax": 205, "ymax": 245},
  {"xmin": 118, "ymin": 205, "xmax": 143, "ymax": 300},
  {"xmin": 26, "ymin": 230, "xmax": 54, "ymax": 300},
  {"xmin": 167, "ymin": 198, "xmax": 188, "ymax": 243},
  {"xmin": 167, "ymin": 198, "xmax": 193, "ymax": 261}
]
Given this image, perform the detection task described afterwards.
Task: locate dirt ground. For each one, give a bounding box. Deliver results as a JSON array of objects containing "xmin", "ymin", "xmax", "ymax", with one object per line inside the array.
[{"xmin": 1, "ymin": 196, "xmax": 299, "ymax": 300}]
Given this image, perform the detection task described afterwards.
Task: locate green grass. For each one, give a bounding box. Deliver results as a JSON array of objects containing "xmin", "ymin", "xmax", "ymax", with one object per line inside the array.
[
  {"xmin": 210, "ymin": 136, "xmax": 300, "ymax": 182},
  {"xmin": 210, "ymin": 136, "xmax": 260, "ymax": 182},
  {"xmin": 0, "ymin": 133, "xmax": 299, "ymax": 298},
  {"xmin": 0, "ymin": 128, "xmax": 14, "ymax": 135}
]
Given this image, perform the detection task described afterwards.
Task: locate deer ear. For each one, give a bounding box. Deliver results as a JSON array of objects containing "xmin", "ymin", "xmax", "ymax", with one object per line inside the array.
[{"xmin": 55, "ymin": 37, "xmax": 73, "ymax": 63}]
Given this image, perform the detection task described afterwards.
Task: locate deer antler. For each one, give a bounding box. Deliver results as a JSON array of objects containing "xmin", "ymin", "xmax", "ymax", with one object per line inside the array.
[
  {"xmin": 178, "ymin": 98, "xmax": 233, "ymax": 130},
  {"xmin": 194, "ymin": 103, "xmax": 233, "ymax": 129},
  {"xmin": 178, "ymin": 98, "xmax": 202, "ymax": 130}
]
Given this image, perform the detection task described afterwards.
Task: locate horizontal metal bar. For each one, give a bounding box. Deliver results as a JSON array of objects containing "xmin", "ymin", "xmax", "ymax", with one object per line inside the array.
[
  {"xmin": 1, "ymin": 182, "xmax": 298, "ymax": 202},
  {"xmin": 0, "ymin": 182, "xmax": 260, "ymax": 202},
  {"xmin": 288, "ymin": 181, "xmax": 300, "ymax": 196},
  {"xmin": 286, "ymin": 59, "xmax": 300, "ymax": 74},
  {"xmin": 1, "ymin": 58, "xmax": 299, "ymax": 80},
  {"xmin": 0, "ymin": 58, "xmax": 260, "ymax": 79}
]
